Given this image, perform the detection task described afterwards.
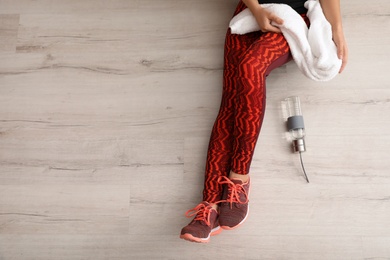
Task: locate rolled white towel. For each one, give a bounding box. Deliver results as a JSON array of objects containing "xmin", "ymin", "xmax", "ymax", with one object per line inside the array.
[{"xmin": 229, "ymin": 0, "xmax": 342, "ymax": 82}]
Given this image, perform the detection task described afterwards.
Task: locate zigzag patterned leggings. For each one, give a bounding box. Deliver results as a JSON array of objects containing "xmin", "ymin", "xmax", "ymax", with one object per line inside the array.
[{"xmin": 203, "ymin": 1, "xmax": 297, "ymax": 203}]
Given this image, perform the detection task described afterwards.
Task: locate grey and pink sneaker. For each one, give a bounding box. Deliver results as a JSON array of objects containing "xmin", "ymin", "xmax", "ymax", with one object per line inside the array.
[
  {"xmin": 218, "ymin": 176, "xmax": 250, "ymax": 230},
  {"xmin": 180, "ymin": 201, "xmax": 222, "ymax": 243}
]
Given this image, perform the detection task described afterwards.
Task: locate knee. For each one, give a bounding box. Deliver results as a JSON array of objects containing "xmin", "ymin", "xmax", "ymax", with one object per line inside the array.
[{"xmin": 237, "ymin": 58, "xmax": 266, "ymax": 93}]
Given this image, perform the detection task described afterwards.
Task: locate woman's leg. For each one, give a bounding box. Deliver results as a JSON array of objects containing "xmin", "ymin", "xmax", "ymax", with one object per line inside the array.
[
  {"xmin": 218, "ymin": 32, "xmax": 292, "ymax": 230},
  {"xmin": 230, "ymin": 13, "xmax": 309, "ymax": 176},
  {"xmin": 202, "ymin": 1, "xmax": 263, "ymax": 204},
  {"xmin": 231, "ymin": 32, "xmax": 291, "ymax": 176},
  {"xmin": 181, "ymin": 3, "xmax": 260, "ymax": 244},
  {"xmin": 181, "ymin": 0, "xmax": 297, "ymax": 242},
  {"xmin": 203, "ymin": 32, "xmax": 292, "ymax": 204}
]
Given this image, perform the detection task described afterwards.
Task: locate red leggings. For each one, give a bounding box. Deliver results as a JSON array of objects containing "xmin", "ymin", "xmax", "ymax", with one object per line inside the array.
[{"xmin": 203, "ymin": 1, "xmax": 298, "ymax": 203}]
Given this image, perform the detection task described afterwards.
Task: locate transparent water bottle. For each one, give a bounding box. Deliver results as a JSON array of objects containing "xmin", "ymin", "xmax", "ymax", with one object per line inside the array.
[{"xmin": 285, "ymin": 96, "xmax": 306, "ymax": 153}]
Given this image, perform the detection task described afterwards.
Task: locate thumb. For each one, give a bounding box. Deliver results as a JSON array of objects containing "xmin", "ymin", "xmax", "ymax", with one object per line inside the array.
[{"xmin": 337, "ymin": 45, "xmax": 344, "ymax": 60}]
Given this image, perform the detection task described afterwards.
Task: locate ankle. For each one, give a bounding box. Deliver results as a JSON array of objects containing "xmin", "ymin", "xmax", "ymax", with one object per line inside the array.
[
  {"xmin": 229, "ymin": 171, "xmax": 250, "ymax": 183},
  {"xmin": 210, "ymin": 203, "xmax": 218, "ymax": 211}
]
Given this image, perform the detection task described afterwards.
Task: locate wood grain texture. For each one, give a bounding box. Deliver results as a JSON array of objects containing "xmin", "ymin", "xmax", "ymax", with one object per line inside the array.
[
  {"xmin": 0, "ymin": 0, "xmax": 389, "ymax": 259},
  {"xmin": 0, "ymin": 14, "xmax": 19, "ymax": 53}
]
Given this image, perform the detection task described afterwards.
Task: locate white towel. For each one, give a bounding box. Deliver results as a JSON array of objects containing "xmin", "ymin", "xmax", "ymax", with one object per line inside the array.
[{"xmin": 229, "ymin": 0, "xmax": 342, "ymax": 81}]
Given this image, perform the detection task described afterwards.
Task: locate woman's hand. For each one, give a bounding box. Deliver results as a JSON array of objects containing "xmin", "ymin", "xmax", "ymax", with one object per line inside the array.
[
  {"xmin": 332, "ymin": 28, "xmax": 348, "ymax": 73},
  {"xmin": 319, "ymin": 0, "xmax": 348, "ymax": 73},
  {"xmin": 252, "ymin": 6, "xmax": 284, "ymax": 33}
]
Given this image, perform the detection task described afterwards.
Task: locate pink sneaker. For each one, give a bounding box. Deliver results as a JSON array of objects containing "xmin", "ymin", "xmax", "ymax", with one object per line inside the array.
[
  {"xmin": 218, "ymin": 176, "xmax": 250, "ymax": 230},
  {"xmin": 180, "ymin": 201, "xmax": 222, "ymax": 243}
]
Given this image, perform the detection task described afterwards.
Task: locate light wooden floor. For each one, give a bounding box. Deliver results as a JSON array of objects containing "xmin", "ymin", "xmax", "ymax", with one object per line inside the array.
[{"xmin": 1, "ymin": 0, "xmax": 389, "ymax": 259}]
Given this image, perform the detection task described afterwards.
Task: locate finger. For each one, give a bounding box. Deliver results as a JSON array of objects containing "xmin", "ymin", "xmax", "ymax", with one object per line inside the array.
[
  {"xmin": 270, "ymin": 14, "xmax": 284, "ymax": 25},
  {"xmin": 339, "ymin": 60, "xmax": 347, "ymax": 73},
  {"xmin": 260, "ymin": 23, "xmax": 280, "ymax": 33},
  {"xmin": 339, "ymin": 50, "xmax": 348, "ymax": 73},
  {"xmin": 266, "ymin": 25, "xmax": 282, "ymax": 33},
  {"xmin": 337, "ymin": 44, "xmax": 344, "ymax": 60}
]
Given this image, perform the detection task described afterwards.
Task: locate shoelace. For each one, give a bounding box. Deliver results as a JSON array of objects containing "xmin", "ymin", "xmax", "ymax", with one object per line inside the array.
[
  {"xmin": 184, "ymin": 203, "xmax": 212, "ymax": 226},
  {"xmin": 217, "ymin": 176, "xmax": 249, "ymax": 208}
]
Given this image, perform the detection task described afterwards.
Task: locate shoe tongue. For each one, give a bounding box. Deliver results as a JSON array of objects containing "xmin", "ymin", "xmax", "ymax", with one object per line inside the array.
[
  {"xmin": 230, "ymin": 178, "xmax": 244, "ymax": 185},
  {"xmin": 208, "ymin": 208, "xmax": 218, "ymax": 222}
]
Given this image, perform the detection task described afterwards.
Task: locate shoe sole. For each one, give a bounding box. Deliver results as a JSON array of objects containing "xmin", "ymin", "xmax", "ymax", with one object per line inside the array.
[
  {"xmin": 180, "ymin": 226, "xmax": 222, "ymax": 243},
  {"xmin": 220, "ymin": 204, "xmax": 249, "ymax": 230}
]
